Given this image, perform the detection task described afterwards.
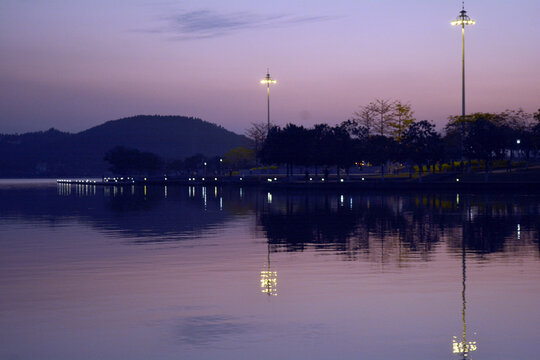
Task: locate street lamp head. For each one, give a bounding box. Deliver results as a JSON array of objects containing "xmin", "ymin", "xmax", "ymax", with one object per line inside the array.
[
  {"xmin": 260, "ymin": 71, "xmax": 276, "ymax": 85},
  {"xmin": 451, "ymin": 9, "xmax": 475, "ymax": 26},
  {"xmin": 517, "ymin": 139, "xmax": 521, "ymax": 144},
  {"xmin": 260, "ymin": 78, "xmax": 277, "ymax": 85}
]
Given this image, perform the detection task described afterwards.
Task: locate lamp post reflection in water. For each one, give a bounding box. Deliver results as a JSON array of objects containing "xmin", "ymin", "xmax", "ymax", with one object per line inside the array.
[
  {"xmin": 453, "ymin": 210, "xmax": 477, "ymax": 358},
  {"xmin": 260, "ymin": 242, "xmax": 277, "ymax": 296}
]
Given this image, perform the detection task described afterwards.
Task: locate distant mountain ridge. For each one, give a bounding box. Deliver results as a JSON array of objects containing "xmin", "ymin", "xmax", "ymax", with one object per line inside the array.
[{"xmin": 0, "ymin": 115, "xmax": 251, "ymax": 177}]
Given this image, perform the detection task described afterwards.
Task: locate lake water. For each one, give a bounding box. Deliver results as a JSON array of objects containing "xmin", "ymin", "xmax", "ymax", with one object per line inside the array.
[{"xmin": 1, "ymin": 181, "xmax": 539, "ymax": 360}]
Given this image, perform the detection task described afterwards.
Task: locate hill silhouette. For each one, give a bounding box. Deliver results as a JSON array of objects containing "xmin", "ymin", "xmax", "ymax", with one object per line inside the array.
[{"xmin": 0, "ymin": 115, "xmax": 250, "ymax": 177}]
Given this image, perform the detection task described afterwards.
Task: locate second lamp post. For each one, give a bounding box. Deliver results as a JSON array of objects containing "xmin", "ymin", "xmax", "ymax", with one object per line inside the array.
[{"xmin": 260, "ymin": 70, "xmax": 277, "ymax": 132}]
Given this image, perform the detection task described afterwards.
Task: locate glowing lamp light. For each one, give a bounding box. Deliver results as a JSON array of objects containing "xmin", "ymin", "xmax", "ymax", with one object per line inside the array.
[
  {"xmin": 260, "ymin": 76, "xmax": 277, "ymax": 85},
  {"xmin": 452, "ymin": 336, "xmax": 477, "ymax": 355},
  {"xmin": 451, "ymin": 18, "xmax": 475, "ymax": 26},
  {"xmin": 260, "ymin": 79, "xmax": 276, "ymax": 85},
  {"xmin": 260, "ymin": 270, "xmax": 278, "ymax": 296}
]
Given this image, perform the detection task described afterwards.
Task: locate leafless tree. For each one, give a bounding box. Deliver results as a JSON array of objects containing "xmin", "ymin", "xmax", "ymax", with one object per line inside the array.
[
  {"xmin": 367, "ymin": 99, "xmax": 396, "ymax": 137},
  {"xmin": 245, "ymin": 122, "xmax": 268, "ymax": 165},
  {"xmin": 352, "ymin": 106, "xmax": 376, "ymax": 137}
]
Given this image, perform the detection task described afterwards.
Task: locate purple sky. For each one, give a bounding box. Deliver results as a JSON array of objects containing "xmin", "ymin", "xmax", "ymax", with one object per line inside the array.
[{"xmin": 1, "ymin": 0, "xmax": 539, "ymax": 135}]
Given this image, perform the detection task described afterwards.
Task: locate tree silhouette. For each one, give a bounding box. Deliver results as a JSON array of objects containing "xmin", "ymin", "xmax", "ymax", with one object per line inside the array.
[
  {"xmin": 104, "ymin": 146, "xmax": 162, "ymax": 175},
  {"xmin": 364, "ymin": 135, "xmax": 399, "ymax": 179},
  {"xmin": 462, "ymin": 114, "xmax": 508, "ymax": 180},
  {"xmin": 223, "ymin": 147, "xmax": 255, "ymax": 170},
  {"xmin": 401, "ymin": 120, "xmax": 443, "ymax": 177}
]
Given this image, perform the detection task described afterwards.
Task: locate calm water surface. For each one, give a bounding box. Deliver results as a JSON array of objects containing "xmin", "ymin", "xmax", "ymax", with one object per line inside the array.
[{"xmin": 1, "ymin": 181, "xmax": 539, "ymax": 359}]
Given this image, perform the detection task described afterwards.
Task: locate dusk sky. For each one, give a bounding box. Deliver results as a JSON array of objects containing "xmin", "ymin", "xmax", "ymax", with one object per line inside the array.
[{"xmin": 1, "ymin": 0, "xmax": 539, "ymax": 135}]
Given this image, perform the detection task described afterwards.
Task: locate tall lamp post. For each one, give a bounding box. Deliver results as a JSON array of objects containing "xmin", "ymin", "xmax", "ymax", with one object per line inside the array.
[
  {"xmin": 451, "ymin": 2, "xmax": 475, "ymax": 121},
  {"xmin": 260, "ymin": 69, "xmax": 277, "ymax": 132}
]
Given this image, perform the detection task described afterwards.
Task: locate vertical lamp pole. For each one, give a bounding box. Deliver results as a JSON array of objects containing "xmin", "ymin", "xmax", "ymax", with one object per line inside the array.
[
  {"xmin": 452, "ymin": 3, "xmax": 475, "ymax": 159},
  {"xmin": 260, "ymin": 69, "xmax": 277, "ymax": 132},
  {"xmin": 451, "ymin": 2, "xmax": 475, "ymax": 121}
]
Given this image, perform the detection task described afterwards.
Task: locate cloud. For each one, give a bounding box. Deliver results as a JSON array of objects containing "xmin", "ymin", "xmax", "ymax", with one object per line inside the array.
[{"xmin": 152, "ymin": 10, "xmax": 338, "ymax": 40}]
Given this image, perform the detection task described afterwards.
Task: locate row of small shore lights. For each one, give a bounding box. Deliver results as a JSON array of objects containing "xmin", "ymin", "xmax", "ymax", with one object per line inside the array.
[
  {"xmin": 103, "ymin": 177, "xmax": 136, "ymax": 183},
  {"xmin": 188, "ymin": 177, "xmax": 237, "ymax": 181},
  {"xmin": 189, "ymin": 178, "xmax": 360, "ymax": 182},
  {"xmin": 296, "ymin": 178, "xmax": 353, "ymax": 183},
  {"xmin": 263, "ymin": 178, "xmax": 364, "ymax": 182},
  {"xmin": 59, "ymin": 177, "xmax": 374, "ymax": 184},
  {"xmin": 57, "ymin": 179, "xmax": 97, "ymax": 183}
]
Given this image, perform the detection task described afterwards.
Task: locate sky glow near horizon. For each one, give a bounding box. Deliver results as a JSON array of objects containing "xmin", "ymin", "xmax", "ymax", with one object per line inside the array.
[{"xmin": 1, "ymin": 0, "xmax": 539, "ymax": 135}]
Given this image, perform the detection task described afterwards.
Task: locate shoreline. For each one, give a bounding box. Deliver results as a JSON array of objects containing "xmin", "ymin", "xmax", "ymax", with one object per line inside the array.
[{"xmin": 55, "ymin": 175, "xmax": 540, "ymax": 192}]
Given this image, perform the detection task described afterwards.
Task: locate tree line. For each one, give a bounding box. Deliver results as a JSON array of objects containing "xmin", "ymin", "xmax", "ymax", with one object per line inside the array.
[{"xmin": 255, "ymin": 100, "xmax": 540, "ymax": 178}]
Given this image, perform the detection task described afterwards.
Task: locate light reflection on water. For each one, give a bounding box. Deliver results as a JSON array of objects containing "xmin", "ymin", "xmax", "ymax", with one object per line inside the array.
[{"xmin": 0, "ymin": 182, "xmax": 539, "ymax": 360}]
